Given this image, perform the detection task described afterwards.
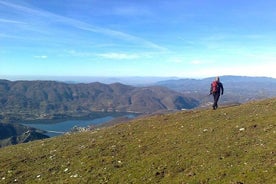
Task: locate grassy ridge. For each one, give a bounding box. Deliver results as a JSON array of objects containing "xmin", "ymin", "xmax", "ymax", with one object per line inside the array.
[{"xmin": 0, "ymin": 99, "xmax": 275, "ymax": 183}]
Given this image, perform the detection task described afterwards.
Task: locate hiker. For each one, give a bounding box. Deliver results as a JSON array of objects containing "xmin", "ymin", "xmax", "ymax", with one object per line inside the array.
[{"xmin": 210, "ymin": 76, "xmax": 224, "ymax": 110}]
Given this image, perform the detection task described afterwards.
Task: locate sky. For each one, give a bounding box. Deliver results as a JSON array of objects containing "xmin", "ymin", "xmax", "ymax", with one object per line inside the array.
[{"xmin": 1, "ymin": 0, "xmax": 276, "ymax": 79}]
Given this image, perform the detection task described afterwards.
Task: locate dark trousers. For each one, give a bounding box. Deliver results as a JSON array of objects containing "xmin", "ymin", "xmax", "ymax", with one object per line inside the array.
[{"xmin": 212, "ymin": 92, "xmax": 220, "ymax": 109}]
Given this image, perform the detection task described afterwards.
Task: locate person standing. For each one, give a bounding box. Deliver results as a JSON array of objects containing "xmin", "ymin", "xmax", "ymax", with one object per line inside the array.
[{"xmin": 210, "ymin": 77, "xmax": 224, "ymax": 110}]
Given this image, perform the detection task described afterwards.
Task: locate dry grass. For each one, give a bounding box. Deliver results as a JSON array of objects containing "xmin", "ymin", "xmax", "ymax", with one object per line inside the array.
[{"xmin": 0, "ymin": 98, "xmax": 275, "ymax": 183}]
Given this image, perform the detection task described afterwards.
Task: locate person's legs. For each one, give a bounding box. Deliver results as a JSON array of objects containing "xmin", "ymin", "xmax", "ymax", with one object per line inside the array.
[
  {"xmin": 212, "ymin": 94, "xmax": 216, "ymax": 109},
  {"xmin": 213, "ymin": 93, "xmax": 220, "ymax": 109}
]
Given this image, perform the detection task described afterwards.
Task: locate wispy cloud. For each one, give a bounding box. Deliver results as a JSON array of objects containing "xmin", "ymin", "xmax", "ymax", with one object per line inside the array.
[
  {"xmin": 0, "ymin": 1, "xmax": 58, "ymax": 19},
  {"xmin": 98, "ymin": 53, "xmax": 139, "ymax": 60},
  {"xmin": 0, "ymin": 18, "xmax": 26, "ymax": 24},
  {"xmin": 34, "ymin": 55, "xmax": 48, "ymax": 59},
  {"xmin": 74, "ymin": 23, "xmax": 167, "ymax": 51},
  {"xmin": 65, "ymin": 50, "xmax": 92, "ymax": 57},
  {"xmin": 0, "ymin": 1, "xmax": 167, "ymax": 52},
  {"xmin": 65, "ymin": 50, "xmax": 141, "ymax": 60}
]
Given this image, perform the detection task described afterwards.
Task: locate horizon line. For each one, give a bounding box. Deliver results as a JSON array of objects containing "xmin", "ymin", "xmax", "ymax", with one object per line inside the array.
[{"xmin": 1, "ymin": 74, "xmax": 275, "ymax": 81}]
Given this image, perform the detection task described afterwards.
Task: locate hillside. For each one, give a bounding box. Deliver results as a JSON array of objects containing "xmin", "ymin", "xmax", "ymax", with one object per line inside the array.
[
  {"xmin": 0, "ymin": 98, "xmax": 275, "ymax": 183},
  {"xmin": 156, "ymin": 75, "xmax": 276, "ymax": 106},
  {"xmin": 0, "ymin": 80, "xmax": 199, "ymax": 122},
  {"xmin": 0, "ymin": 123, "xmax": 49, "ymax": 148}
]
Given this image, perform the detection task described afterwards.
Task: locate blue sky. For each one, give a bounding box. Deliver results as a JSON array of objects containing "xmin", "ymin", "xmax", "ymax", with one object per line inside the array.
[{"xmin": 1, "ymin": 0, "xmax": 276, "ymax": 79}]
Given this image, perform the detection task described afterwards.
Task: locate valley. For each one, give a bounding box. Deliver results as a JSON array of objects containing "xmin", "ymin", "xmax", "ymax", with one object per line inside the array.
[{"xmin": 1, "ymin": 75, "xmax": 276, "ymax": 148}]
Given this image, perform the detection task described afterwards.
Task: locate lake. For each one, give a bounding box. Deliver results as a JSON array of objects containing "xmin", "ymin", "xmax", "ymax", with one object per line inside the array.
[{"xmin": 23, "ymin": 114, "xmax": 136, "ymax": 137}]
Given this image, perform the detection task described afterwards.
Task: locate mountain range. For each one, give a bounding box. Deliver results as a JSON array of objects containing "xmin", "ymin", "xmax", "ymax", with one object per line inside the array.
[
  {"xmin": 156, "ymin": 75, "xmax": 276, "ymax": 106},
  {"xmin": 1, "ymin": 75, "xmax": 275, "ymax": 147},
  {"xmin": 0, "ymin": 79, "xmax": 199, "ymax": 123}
]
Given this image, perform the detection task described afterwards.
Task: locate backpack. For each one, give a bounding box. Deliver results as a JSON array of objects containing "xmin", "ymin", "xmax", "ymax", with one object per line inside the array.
[{"xmin": 211, "ymin": 81, "xmax": 219, "ymax": 93}]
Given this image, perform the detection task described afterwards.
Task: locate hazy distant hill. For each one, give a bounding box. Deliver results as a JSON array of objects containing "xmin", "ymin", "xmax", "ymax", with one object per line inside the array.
[
  {"xmin": 0, "ymin": 80, "xmax": 199, "ymax": 122},
  {"xmin": 0, "ymin": 98, "xmax": 275, "ymax": 183},
  {"xmin": 156, "ymin": 75, "xmax": 276, "ymax": 106},
  {"xmin": 0, "ymin": 122, "xmax": 49, "ymax": 147}
]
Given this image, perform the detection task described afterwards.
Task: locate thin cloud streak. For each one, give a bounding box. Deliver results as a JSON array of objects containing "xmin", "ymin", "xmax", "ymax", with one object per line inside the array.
[
  {"xmin": 0, "ymin": 18, "xmax": 26, "ymax": 24},
  {"xmin": 98, "ymin": 53, "xmax": 139, "ymax": 60},
  {"xmin": 76, "ymin": 24, "xmax": 168, "ymax": 51},
  {"xmin": 1, "ymin": 0, "xmax": 275, "ymax": 78},
  {"xmin": 0, "ymin": 0, "xmax": 167, "ymax": 52},
  {"xmin": 34, "ymin": 55, "xmax": 48, "ymax": 59}
]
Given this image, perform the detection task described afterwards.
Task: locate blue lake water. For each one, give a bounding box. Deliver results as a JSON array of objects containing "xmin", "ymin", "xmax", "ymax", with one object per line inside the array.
[{"xmin": 23, "ymin": 115, "xmax": 134, "ymax": 137}]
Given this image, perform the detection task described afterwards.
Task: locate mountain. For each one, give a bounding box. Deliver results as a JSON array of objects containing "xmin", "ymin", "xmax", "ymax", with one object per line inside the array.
[
  {"xmin": 1, "ymin": 76, "xmax": 178, "ymax": 86},
  {"xmin": 0, "ymin": 98, "xmax": 275, "ymax": 183},
  {"xmin": 0, "ymin": 122, "xmax": 49, "ymax": 148},
  {"xmin": 156, "ymin": 75, "xmax": 276, "ymax": 106},
  {"xmin": 0, "ymin": 80, "xmax": 199, "ymax": 122}
]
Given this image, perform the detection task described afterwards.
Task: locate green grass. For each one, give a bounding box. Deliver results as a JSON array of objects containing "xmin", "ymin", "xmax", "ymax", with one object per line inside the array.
[{"xmin": 0, "ymin": 98, "xmax": 275, "ymax": 183}]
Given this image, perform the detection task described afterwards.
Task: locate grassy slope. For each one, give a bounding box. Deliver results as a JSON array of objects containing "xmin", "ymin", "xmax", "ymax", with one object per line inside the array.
[{"xmin": 0, "ymin": 99, "xmax": 275, "ymax": 184}]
